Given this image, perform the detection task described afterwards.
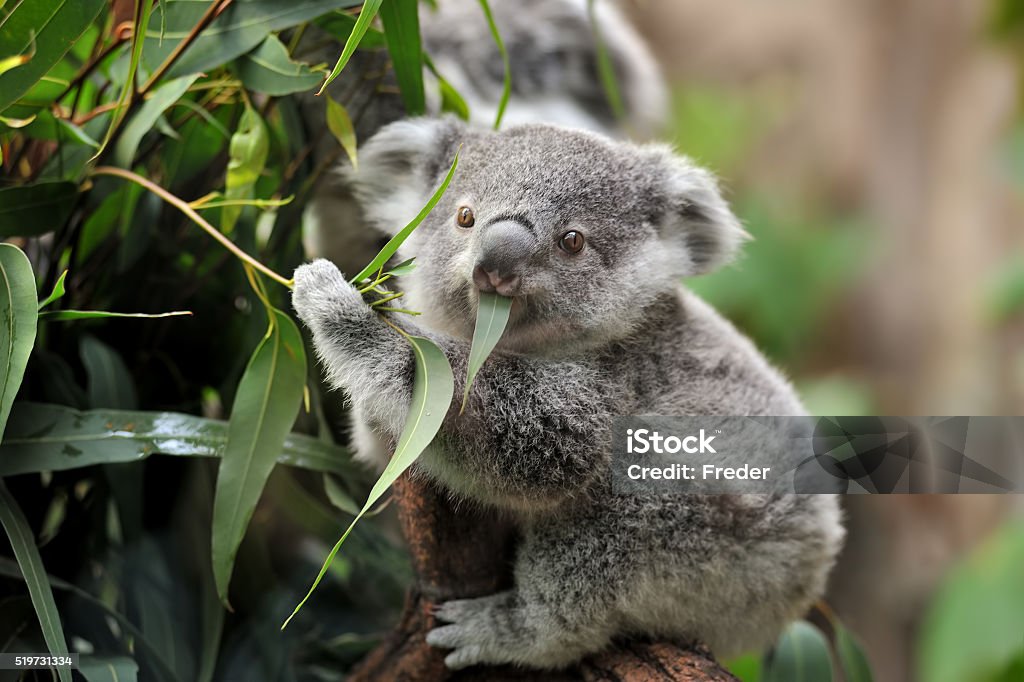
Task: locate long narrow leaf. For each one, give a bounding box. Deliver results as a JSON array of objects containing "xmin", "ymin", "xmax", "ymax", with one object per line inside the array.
[
  {"xmin": 380, "ymin": 0, "xmax": 425, "ymax": 115},
  {"xmin": 0, "ymin": 481, "xmax": 72, "ymax": 682},
  {"xmin": 317, "ymin": 0, "xmax": 385, "ymax": 96},
  {"xmin": 39, "ymin": 309, "xmax": 192, "ymax": 321},
  {"xmin": 37, "ymin": 270, "xmax": 68, "ymax": 310},
  {"xmin": 0, "ymin": 403, "xmax": 354, "ymax": 477},
  {"xmin": 0, "ymin": 243, "xmax": 37, "ymax": 441},
  {"xmin": 350, "ymin": 150, "xmax": 460, "ymax": 283},
  {"xmin": 476, "ymin": 0, "xmax": 510, "ymax": 129},
  {"xmin": 763, "ymin": 621, "xmax": 834, "ymax": 682},
  {"xmin": 586, "ymin": 0, "xmax": 626, "ymax": 122},
  {"xmin": 461, "ymin": 292, "xmax": 511, "ymax": 412},
  {"xmin": 283, "ymin": 334, "xmax": 454, "ymax": 628},
  {"xmin": 212, "ymin": 309, "xmax": 306, "ymax": 605}
]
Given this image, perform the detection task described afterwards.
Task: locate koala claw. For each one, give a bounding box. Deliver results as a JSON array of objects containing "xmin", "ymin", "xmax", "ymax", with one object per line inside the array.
[
  {"xmin": 291, "ymin": 258, "xmax": 364, "ymax": 327},
  {"xmin": 426, "ymin": 594, "xmax": 516, "ymax": 670}
]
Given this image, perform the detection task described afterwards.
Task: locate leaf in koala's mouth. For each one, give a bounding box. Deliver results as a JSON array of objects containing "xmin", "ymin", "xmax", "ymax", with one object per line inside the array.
[{"xmin": 461, "ymin": 292, "xmax": 514, "ymax": 414}]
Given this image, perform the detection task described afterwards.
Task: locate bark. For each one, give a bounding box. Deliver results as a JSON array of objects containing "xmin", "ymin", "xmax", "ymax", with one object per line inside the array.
[{"xmin": 347, "ymin": 474, "xmax": 738, "ymax": 682}]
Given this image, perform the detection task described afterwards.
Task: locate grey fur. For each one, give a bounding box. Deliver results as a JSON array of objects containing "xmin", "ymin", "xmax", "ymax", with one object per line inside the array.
[{"xmin": 292, "ymin": 119, "xmax": 844, "ymax": 670}]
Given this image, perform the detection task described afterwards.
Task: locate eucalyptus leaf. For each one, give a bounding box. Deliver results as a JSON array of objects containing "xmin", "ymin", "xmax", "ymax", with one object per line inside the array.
[
  {"xmin": 0, "ymin": 0, "xmax": 105, "ymax": 114},
  {"xmin": 222, "ymin": 106, "xmax": 270, "ymax": 233},
  {"xmin": 836, "ymin": 623, "xmax": 874, "ymax": 682},
  {"xmin": 380, "ymin": 0, "xmax": 425, "ymax": 115},
  {"xmin": 425, "ymin": 54, "xmax": 470, "ymax": 121},
  {"xmin": 0, "ymin": 182, "xmax": 78, "ymax": 237},
  {"xmin": 39, "ymin": 309, "xmax": 192, "ymax": 321},
  {"xmin": 0, "ymin": 403, "xmax": 352, "ymax": 477},
  {"xmin": 37, "ymin": 270, "xmax": 67, "ymax": 310},
  {"xmin": 112, "ymin": 75, "xmax": 199, "ymax": 168},
  {"xmin": 0, "ymin": 243, "xmax": 37, "ymax": 441},
  {"xmin": 325, "ymin": 96, "xmax": 358, "ymax": 169},
  {"xmin": 351, "ymin": 150, "xmax": 459, "ymax": 283},
  {"xmin": 212, "ymin": 309, "xmax": 306, "ymax": 605},
  {"xmin": 476, "ymin": 0, "xmax": 510, "ymax": 129},
  {"xmin": 78, "ymin": 657, "xmax": 140, "ymax": 682},
  {"xmin": 234, "ymin": 34, "xmax": 323, "ymax": 95},
  {"xmin": 0, "ymin": 481, "xmax": 72, "ymax": 682},
  {"xmin": 80, "ymin": 335, "xmax": 138, "ymax": 409},
  {"xmin": 317, "ymin": 0, "xmax": 385, "ymax": 95},
  {"xmin": 461, "ymin": 291, "xmax": 512, "ymax": 412},
  {"xmin": 283, "ymin": 334, "xmax": 454, "ymax": 628},
  {"xmin": 763, "ymin": 621, "xmax": 834, "ymax": 682}
]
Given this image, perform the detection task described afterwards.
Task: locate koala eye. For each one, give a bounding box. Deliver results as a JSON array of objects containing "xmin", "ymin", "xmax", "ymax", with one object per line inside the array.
[
  {"xmin": 559, "ymin": 230, "xmax": 585, "ymax": 254},
  {"xmin": 456, "ymin": 206, "xmax": 475, "ymax": 228}
]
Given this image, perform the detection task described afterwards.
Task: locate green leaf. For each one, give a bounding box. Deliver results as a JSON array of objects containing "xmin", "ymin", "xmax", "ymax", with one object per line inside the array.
[
  {"xmin": 0, "ymin": 403, "xmax": 352, "ymax": 477},
  {"xmin": 283, "ymin": 334, "xmax": 454, "ymax": 628},
  {"xmin": 94, "ymin": 0, "xmax": 156, "ymax": 160},
  {"xmin": 461, "ymin": 291, "xmax": 511, "ymax": 412},
  {"xmin": 233, "ymin": 34, "xmax": 323, "ymax": 95},
  {"xmin": 724, "ymin": 653, "xmax": 764, "ymax": 682},
  {"xmin": 112, "ymin": 74, "xmax": 198, "ymax": 168},
  {"xmin": 143, "ymin": 0, "xmax": 362, "ymax": 80},
  {"xmin": 314, "ymin": 10, "xmax": 386, "ymax": 48},
  {"xmin": 0, "ymin": 243, "xmax": 37, "ymax": 441},
  {"xmin": 425, "ymin": 54, "xmax": 469, "ymax": 121},
  {"xmin": 316, "ymin": 0, "xmax": 385, "ymax": 96},
  {"xmin": 476, "ymin": 0, "xmax": 510, "ymax": 129},
  {"xmin": 918, "ymin": 521, "xmax": 1024, "ymax": 682},
  {"xmin": 21, "ymin": 109, "xmax": 99, "ymax": 147},
  {"xmin": 78, "ymin": 657, "xmax": 139, "ymax": 682},
  {"xmin": 835, "ymin": 623, "xmax": 874, "ymax": 682},
  {"xmin": 763, "ymin": 621, "xmax": 833, "ymax": 682},
  {"xmin": 322, "ymin": 473, "xmax": 360, "ymax": 516},
  {"xmin": 586, "ymin": 0, "xmax": 626, "ymax": 122},
  {"xmin": 79, "ymin": 336, "xmax": 138, "ymax": 409},
  {"xmin": 351, "ymin": 149, "xmax": 459, "ymax": 283},
  {"xmin": 222, "ymin": 105, "xmax": 270, "ymax": 233},
  {"xmin": 384, "ymin": 258, "xmax": 416, "ymax": 277},
  {"xmin": 325, "ymin": 95, "xmax": 358, "ymax": 169},
  {"xmin": 37, "ymin": 270, "xmax": 67, "ymax": 310},
  {"xmin": 380, "ymin": 0, "xmax": 425, "ymax": 115},
  {"xmin": 212, "ymin": 309, "xmax": 306, "ymax": 605},
  {"xmin": 0, "ymin": 0, "xmax": 106, "ymax": 114},
  {"xmin": 0, "ymin": 182, "xmax": 78, "ymax": 237},
  {"xmin": 0, "ymin": 481, "xmax": 71, "ymax": 682},
  {"xmin": 39, "ymin": 309, "xmax": 191, "ymax": 321}
]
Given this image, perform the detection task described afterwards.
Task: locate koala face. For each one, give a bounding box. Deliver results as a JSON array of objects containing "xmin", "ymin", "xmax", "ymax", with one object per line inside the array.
[{"xmin": 348, "ymin": 118, "xmax": 745, "ymax": 350}]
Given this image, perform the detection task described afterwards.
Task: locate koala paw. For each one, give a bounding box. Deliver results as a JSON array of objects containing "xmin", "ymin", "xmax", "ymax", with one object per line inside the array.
[
  {"xmin": 291, "ymin": 259, "xmax": 365, "ymax": 329},
  {"xmin": 427, "ymin": 593, "xmax": 518, "ymax": 670}
]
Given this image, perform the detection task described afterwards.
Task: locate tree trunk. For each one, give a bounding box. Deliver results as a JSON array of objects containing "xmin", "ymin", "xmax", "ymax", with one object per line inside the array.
[{"xmin": 347, "ymin": 474, "xmax": 738, "ymax": 682}]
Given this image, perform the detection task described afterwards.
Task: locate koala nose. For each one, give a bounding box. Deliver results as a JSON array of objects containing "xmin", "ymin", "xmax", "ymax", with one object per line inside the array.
[{"xmin": 473, "ymin": 220, "xmax": 534, "ymax": 296}]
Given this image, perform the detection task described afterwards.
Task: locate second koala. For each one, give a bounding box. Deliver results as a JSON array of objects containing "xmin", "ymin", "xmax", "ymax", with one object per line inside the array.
[{"xmin": 292, "ymin": 118, "xmax": 844, "ymax": 670}]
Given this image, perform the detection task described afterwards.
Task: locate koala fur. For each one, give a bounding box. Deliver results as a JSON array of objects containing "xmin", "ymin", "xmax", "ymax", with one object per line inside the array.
[{"xmin": 291, "ymin": 118, "xmax": 844, "ymax": 670}]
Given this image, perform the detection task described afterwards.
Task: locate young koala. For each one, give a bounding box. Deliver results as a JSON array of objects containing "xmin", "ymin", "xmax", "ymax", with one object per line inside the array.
[{"xmin": 291, "ymin": 118, "xmax": 845, "ymax": 670}]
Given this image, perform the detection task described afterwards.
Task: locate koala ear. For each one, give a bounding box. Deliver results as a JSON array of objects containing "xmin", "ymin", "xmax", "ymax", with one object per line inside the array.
[
  {"xmin": 655, "ymin": 151, "xmax": 748, "ymax": 276},
  {"xmin": 348, "ymin": 116, "xmax": 466, "ymax": 235}
]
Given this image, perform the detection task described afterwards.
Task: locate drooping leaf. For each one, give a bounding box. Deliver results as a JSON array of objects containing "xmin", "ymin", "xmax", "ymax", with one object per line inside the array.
[
  {"xmin": 112, "ymin": 74, "xmax": 198, "ymax": 168},
  {"xmin": 37, "ymin": 270, "xmax": 67, "ymax": 310},
  {"xmin": 78, "ymin": 657, "xmax": 140, "ymax": 682},
  {"xmin": 283, "ymin": 334, "xmax": 454, "ymax": 628},
  {"xmin": 425, "ymin": 54, "xmax": 469, "ymax": 121},
  {"xmin": 0, "ymin": 481, "xmax": 72, "ymax": 682},
  {"xmin": 918, "ymin": 520, "xmax": 1024, "ymax": 682},
  {"xmin": 0, "ymin": 182, "xmax": 78, "ymax": 237},
  {"xmin": 212, "ymin": 309, "xmax": 306, "ymax": 605},
  {"xmin": 39, "ymin": 309, "xmax": 192, "ymax": 321},
  {"xmin": 316, "ymin": 0, "xmax": 385, "ymax": 96},
  {"xmin": 476, "ymin": 0, "xmax": 510, "ymax": 129},
  {"xmin": 461, "ymin": 291, "xmax": 511, "ymax": 412},
  {"xmin": 0, "ymin": 243, "xmax": 37, "ymax": 441},
  {"xmin": 586, "ymin": 0, "xmax": 626, "ymax": 122},
  {"xmin": 763, "ymin": 621, "xmax": 834, "ymax": 682},
  {"xmin": 0, "ymin": 0, "xmax": 106, "ymax": 114},
  {"xmin": 0, "ymin": 403, "xmax": 352, "ymax": 477},
  {"xmin": 380, "ymin": 0, "xmax": 425, "ymax": 115},
  {"xmin": 143, "ymin": 0, "xmax": 362, "ymax": 80},
  {"xmin": 836, "ymin": 622, "xmax": 874, "ymax": 682},
  {"xmin": 79, "ymin": 336, "xmax": 139, "ymax": 410},
  {"xmin": 222, "ymin": 105, "xmax": 270, "ymax": 233},
  {"xmin": 314, "ymin": 9, "xmax": 386, "ymax": 48},
  {"xmin": 325, "ymin": 96, "xmax": 358, "ymax": 169},
  {"xmin": 351, "ymin": 150, "xmax": 459, "ymax": 283},
  {"xmin": 233, "ymin": 34, "xmax": 323, "ymax": 95}
]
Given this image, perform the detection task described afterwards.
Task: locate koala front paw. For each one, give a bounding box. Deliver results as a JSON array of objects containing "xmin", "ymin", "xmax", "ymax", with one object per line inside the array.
[{"xmin": 291, "ymin": 259, "xmax": 366, "ymax": 329}]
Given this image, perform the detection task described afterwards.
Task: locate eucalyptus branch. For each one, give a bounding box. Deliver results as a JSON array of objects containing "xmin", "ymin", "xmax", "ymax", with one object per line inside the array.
[
  {"xmin": 91, "ymin": 166, "xmax": 293, "ymax": 288},
  {"xmin": 139, "ymin": 0, "xmax": 233, "ymax": 96}
]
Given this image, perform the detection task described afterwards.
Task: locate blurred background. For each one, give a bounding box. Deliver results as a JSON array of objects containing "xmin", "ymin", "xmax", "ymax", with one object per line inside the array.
[{"xmin": 624, "ymin": 1, "xmax": 1024, "ymax": 681}]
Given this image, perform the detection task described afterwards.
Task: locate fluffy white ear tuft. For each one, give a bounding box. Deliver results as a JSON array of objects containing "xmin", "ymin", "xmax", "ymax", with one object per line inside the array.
[
  {"xmin": 347, "ymin": 117, "xmax": 465, "ymax": 236},
  {"xmin": 656, "ymin": 150, "xmax": 749, "ymax": 276}
]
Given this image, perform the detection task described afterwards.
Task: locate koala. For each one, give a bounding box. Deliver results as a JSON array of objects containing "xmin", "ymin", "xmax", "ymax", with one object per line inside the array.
[{"xmin": 291, "ymin": 118, "xmax": 845, "ymax": 670}]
